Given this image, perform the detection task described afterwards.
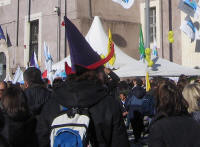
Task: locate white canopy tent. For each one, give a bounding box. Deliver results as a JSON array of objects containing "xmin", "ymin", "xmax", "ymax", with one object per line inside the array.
[
  {"xmin": 52, "ymin": 16, "xmax": 146, "ymax": 77},
  {"xmin": 52, "ymin": 16, "xmax": 200, "ymax": 77},
  {"xmin": 139, "ymin": 57, "xmax": 200, "ymax": 77}
]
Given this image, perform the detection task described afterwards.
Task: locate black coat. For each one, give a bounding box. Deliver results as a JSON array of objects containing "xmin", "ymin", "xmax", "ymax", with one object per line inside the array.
[
  {"xmin": 129, "ymin": 86, "xmax": 146, "ymax": 99},
  {"xmin": 149, "ymin": 113, "xmax": 200, "ymax": 147},
  {"xmin": 36, "ymin": 80, "xmax": 129, "ymax": 147},
  {"xmin": 24, "ymin": 85, "xmax": 51, "ymax": 116},
  {"xmin": 0, "ymin": 111, "xmax": 37, "ymax": 147}
]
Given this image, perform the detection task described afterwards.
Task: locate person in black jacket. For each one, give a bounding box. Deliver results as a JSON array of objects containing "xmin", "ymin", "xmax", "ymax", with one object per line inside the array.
[
  {"xmin": 125, "ymin": 78, "xmax": 146, "ymax": 143},
  {"xmin": 36, "ymin": 16, "xmax": 129, "ymax": 147},
  {"xmin": 0, "ymin": 86, "xmax": 37, "ymax": 147},
  {"xmin": 36, "ymin": 68, "xmax": 129, "ymax": 147},
  {"xmin": 24, "ymin": 67, "xmax": 51, "ymax": 116},
  {"xmin": 149, "ymin": 80, "xmax": 200, "ymax": 147}
]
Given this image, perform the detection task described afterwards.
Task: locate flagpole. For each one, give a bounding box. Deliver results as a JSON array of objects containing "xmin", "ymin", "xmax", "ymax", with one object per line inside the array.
[{"xmin": 145, "ymin": 0, "xmax": 150, "ymax": 49}]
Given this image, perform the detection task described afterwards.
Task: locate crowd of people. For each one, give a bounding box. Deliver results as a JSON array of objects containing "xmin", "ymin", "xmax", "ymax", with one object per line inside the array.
[
  {"xmin": 0, "ymin": 66, "xmax": 199, "ymax": 147},
  {"xmin": 0, "ymin": 17, "xmax": 200, "ymax": 147}
]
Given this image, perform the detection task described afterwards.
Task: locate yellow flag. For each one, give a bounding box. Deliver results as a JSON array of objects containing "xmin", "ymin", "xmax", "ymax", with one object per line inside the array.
[
  {"xmin": 107, "ymin": 29, "xmax": 116, "ymax": 66},
  {"xmin": 146, "ymin": 72, "xmax": 151, "ymax": 92},
  {"xmin": 100, "ymin": 54, "xmax": 106, "ymax": 67}
]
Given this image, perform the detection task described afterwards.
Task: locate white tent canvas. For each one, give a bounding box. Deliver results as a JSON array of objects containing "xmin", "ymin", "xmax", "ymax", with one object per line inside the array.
[
  {"xmin": 52, "ymin": 16, "xmax": 200, "ymax": 77},
  {"xmin": 140, "ymin": 56, "xmax": 200, "ymax": 76},
  {"xmin": 52, "ymin": 16, "xmax": 146, "ymax": 77}
]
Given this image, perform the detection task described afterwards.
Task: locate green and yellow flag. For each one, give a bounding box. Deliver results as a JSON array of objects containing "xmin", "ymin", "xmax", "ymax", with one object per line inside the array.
[{"xmin": 139, "ymin": 25, "xmax": 145, "ymax": 59}]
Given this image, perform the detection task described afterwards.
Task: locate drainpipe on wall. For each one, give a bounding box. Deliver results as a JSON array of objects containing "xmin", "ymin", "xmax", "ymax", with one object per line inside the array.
[
  {"xmin": 145, "ymin": 0, "xmax": 150, "ymax": 48},
  {"xmin": 64, "ymin": 0, "xmax": 67, "ymax": 57},
  {"xmin": 160, "ymin": 0, "xmax": 164, "ymax": 58},
  {"xmin": 16, "ymin": 0, "xmax": 19, "ymax": 47},
  {"xmin": 57, "ymin": 0, "xmax": 61, "ymax": 61},
  {"xmin": 168, "ymin": 0, "xmax": 173, "ymax": 61},
  {"xmin": 89, "ymin": 0, "xmax": 93, "ymax": 19},
  {"xmin": 27, "ymin": 0, "xmax": 31, "ymax": 66}
]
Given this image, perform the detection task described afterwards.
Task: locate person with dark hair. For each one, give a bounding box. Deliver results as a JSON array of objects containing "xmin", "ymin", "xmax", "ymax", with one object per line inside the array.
[
  {"xmin": 23, "ymin": 67, "xmax": 51, "ymax": 116},
  {"xmin": 0, "ymin": 82, "xmax": 7, "ymax": 99},
  {"xmin": 149, "ymin": 80, "xmax": 200, "ymax": 147},
  {"xmin": 102, "ymin": 67, "xmax": 120, "ymax": 98},
  {"xmin": 0, "ymin": 86, "xmax": 37, "ymax": 147},
  {"xmin": 6, "ymin": 81, "xmax": 12, "ymax": 88},
  {"xmin": 43, "ymin": 78, "xmax": 49, "ymax": 89},
  {"xmin": 125, "ymin": 78, "xmax": 146, "ymax": 142},
  {"xmin": 119, "ymin": 92, "xmax": 128, "ymax": 117},
  {"xmin": 0, "ymin": 82, "xmax": 7, "ymax": 110},
  {"xmin": 36, "ymin": 17, "xmax": 129, "ymax": 147},
  {"xmin": 177, "ymin": 76, "xmax": 189, "ymax": 92},
  {"xmin": 52, "ymin": 78, "xmax": 63, "ymax": 90}
]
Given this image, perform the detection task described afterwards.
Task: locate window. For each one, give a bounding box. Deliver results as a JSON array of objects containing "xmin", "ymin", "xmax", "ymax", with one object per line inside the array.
[
  {"xmin": 150, "ymin": 7, "xmax": 156, "ymax": 43},
  {"xmin": 29, "ymin": 20, "xmax": 39, "ymax": 61}
]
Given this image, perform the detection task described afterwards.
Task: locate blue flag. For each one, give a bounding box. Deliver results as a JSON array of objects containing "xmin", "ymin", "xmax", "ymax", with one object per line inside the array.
[
  {"xmin": 0, "ymin": 25, "xmax": 6, "ymax": 40},
  {"xmin": 30, "ymin": 52, "xmax": 39, "ymax": 69}
]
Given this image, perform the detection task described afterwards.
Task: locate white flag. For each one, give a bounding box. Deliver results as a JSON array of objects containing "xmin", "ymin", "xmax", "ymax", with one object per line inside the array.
[
  {"xmin": 112, "ymin": 0, "xmax": 134, "ymax": 9},
  {"xmin": 43, "ymin": 42, "xmax": 53, "ymax": 73},
  {"xmin": 180, "ymin": 16, "xmax": 196, "ymax": 40},
  {"xmin": 12, "ymin": 66, "xmax": 23, "ymax": 84}
]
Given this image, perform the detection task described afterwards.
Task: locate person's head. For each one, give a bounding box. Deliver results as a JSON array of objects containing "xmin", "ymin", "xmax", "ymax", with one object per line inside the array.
[
  {"xmin": 52, "ymin": 78, "xmax": 63, "ymax": 89},
  {"xmin": 135, "ymin": 78, "xmax": 143, "ymax": 87},
  {"xmin": 156, "ymin": 80, "xmax": 188, "ymax": 116},
  {"xmin": 1, "ymin": 86, "xmax": 28, "ymax": 117},
  {"xmin": 182, "ymin": 83, "xmax": 200, "ymax": 113},
  {"xmin": 0, "ymin": 82, "xmax": 7, "ymax": 99},
  {"xmin": 23, "ymin": 67, "xmax": 44, "ymax": 88},
  {"xmin": 68, "ymin": 67, "xmax": 102, "ymax": 85},
  {"xmin": 177, "ymin": 78, "xmax": 189, "ymax": 92},
  {"xmin": 6, "ymin": 81, "xmax": 12, "ymax": 88},
  {"xmin": 43, "ymin": 78, "xmax": 49, "ymax": 88},
  {"xmin": 119, "ymin": 92, "xmax": 126, "ymax": 101}
]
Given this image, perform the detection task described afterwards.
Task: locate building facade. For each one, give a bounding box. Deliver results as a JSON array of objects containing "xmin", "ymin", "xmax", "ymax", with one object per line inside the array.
[{"xmin": 0, "ymin": 0, "xmax": 199, "ymax": 80}]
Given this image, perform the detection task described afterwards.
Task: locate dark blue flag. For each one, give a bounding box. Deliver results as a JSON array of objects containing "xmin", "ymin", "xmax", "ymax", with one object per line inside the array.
[{"xmin": 0, "ymin": 25, "xmax": 6, "ymax": 40}]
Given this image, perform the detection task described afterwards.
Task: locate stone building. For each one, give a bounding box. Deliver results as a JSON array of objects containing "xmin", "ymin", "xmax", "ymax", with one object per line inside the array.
[{"xmin": 0, "ymin": 0, "xmax": 199, "ymax": 80}]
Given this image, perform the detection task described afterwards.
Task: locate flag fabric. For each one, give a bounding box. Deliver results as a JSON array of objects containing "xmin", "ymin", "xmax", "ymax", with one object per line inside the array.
[
  {"xmin": 112, "ymin": 0, "xmax": 134, "ymax": 9},
  {"xmin": 146, "ymin": 72, "xmax": 151, "ymax": 92},
  {"xmin": 152, "ymin": 38, "xmax": 158, "ymax": 57},
  {"xmin": 139, "ymin": 26, "xmax": 145, "ymax": 60},
  {"xmin": 6, "ymin": 32, "xmax": 12, "ymax": 47},
  {"xmin": 107, "ymin": 29, "xmax": 116, "ymax": 66},
  {"xmin": 44, "ymin": 42, "xmax": 53, "ymax": 73},
  {"xmin": 0, "ymin": 25, "xmax": 6, "ymax": 40},
  {"xmin": 179, "ymin": 0, "xmax": 200, "ymax": 19},
  {"xmin": 4, "ymin": 74, "xmax": 12, "ymax": 82},
  {"xmin": 180, "ymin": 16, "xmax": 196, "ymax": 40},
  {"xmin": 12, "ymin": 66, "xmax": 23, "ymax": 84},
  {"xmin": 30, "ymin": 51, "xmax": 39, "ymax": 69}
]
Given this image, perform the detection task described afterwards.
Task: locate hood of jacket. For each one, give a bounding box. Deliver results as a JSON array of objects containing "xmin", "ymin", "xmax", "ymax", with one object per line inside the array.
[{"xmin": 54, "ymin": 80, "xmax": 108, "ymax": 108}]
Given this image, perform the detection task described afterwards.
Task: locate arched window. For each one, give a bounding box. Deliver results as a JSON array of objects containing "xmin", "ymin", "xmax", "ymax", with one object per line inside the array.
[{"xmin": 0, "ymin": 52, "xmax": 6, "ymax": 81}]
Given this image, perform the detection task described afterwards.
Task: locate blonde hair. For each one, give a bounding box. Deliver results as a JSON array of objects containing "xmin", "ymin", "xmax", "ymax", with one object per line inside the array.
[{"xmin": 182, "ymin": 83, "xmax": 200, "ymax": 113}]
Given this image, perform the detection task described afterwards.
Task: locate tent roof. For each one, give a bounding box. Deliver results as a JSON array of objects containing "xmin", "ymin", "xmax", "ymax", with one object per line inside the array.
[
  {"xmin": 141, "ymin": 57, "xmax": 200, "ymax": 76},
  {"xmin": 52, "ymin": 16, "xmax": 146, "ymax": 77},
  {"xmin": 52, "ymin": 16, "xmax": 200, "ymax": 77}
]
